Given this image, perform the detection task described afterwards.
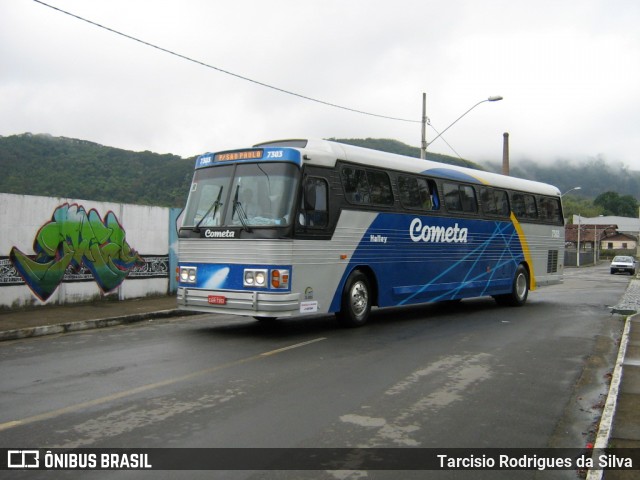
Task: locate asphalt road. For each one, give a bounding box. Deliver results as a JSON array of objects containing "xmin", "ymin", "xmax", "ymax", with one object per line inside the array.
[{"xmin": 0, "ymin": 263, "xmax": 631, "ymax": 479}]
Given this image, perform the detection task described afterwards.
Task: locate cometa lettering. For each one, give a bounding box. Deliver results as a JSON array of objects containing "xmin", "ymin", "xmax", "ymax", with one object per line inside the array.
[
  {"xmin": 410, "ymin": 218, "xmax": 468, "ymax": 243},
  {"xmin": 204, "ymin": 229, "xmax": 236, "ymax": 238}
]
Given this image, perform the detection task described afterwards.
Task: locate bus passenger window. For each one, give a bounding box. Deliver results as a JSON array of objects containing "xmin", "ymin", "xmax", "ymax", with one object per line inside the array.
[
  {"xmin": 399, "ymin": 176, "xmax": 438, "ymax": 211},
  {"xmin": 481, "ymin": 188, "xmax": 509, "ymax": 217},
  {"xmin": 444, "ymin": 183, "xmax": 477, "ymax": 213},
  {"xmin": 444, "ymin": 183, "xmax": 462, "ymax": 211},
  {"xmin": 524, "ymin": 195, "xmax": 537, "ymax": 218},
  {"xmin": 367, "ymin": 170, "xmax": 394, "ymax": 205},
  {"xmin": 460, "ymin": 185, "xmax": 478, "ymax": 213},
  {"xmin": 495, "ymin": 190, "xmax": 509, "ymax": 216},
  {"xmin": 341, "ymin": 167, "xmax": 370, "ymax": 204},
  {"xmin": 539, "ymin": 197, "xmax": 562, "ymax": 224},
  {"xmin": 512, "ymin": 193, "xmax": 538, "ymax": 220}
]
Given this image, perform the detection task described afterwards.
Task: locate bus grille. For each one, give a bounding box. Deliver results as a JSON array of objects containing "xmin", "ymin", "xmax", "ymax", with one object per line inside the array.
[{"xmin": 547, "ymin": 250, "xmax": 559, "ymax": 273}]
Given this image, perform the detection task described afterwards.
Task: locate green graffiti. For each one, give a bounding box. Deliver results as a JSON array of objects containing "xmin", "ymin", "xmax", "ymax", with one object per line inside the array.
[{"xmin": 10, "ymin": 203, "xmax": 144, "ymax": 301}]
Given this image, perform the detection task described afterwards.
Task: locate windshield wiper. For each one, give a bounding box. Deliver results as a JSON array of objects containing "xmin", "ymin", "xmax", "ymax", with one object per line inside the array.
[
  {"xmin": 194, "ymin": 186, "xmax": 223, "ymax": 231},
  {"xmin": 233, "ymin": 185, "xmax": 253, "ymax": 233}
]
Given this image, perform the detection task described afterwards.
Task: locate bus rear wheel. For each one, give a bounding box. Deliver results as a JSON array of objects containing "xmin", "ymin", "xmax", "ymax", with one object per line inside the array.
[
  {"xmin": 494, "ymin": 264, "xmax": 529, "ymax": 307},
  {"xmin": 336, "ymin": 270, "xmax": 371, "ymax": 327}
]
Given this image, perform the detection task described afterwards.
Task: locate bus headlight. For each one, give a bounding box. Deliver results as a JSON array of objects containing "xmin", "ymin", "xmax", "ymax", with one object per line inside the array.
[
  {"xmin": 180, "ymin": 266, "xmax": 197, "ymax": 284},
  {"xmin": 244, "ymin": 269, "xmax": 268, "ymax": 288}
]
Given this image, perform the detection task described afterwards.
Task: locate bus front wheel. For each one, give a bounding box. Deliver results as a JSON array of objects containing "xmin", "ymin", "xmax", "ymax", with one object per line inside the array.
[
  {"xmin": 494, "ymin": 264, "xmax": 529, "ymax": 307},
  {"xmin": 336, "ymin": 270, "xmax": 371, "ymax": 327}
]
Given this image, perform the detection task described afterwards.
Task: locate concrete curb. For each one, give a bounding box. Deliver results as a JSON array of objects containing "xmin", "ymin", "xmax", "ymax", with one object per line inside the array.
[
  {"xmin": 585, "ymin": 312, "xmax": 635, "ymax": 480},
  {"xmin": 0, "ymin": 309, "xmax": 192, "ymax": 342}
]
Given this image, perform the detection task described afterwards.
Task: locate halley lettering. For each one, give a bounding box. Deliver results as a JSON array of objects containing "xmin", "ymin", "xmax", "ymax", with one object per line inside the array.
[
  {"xmin": 369, "ymin": 234, "xmax": 387, "ymax": 244},
  {"xmin": 409, "ymin": 218, "xmax": 468, "ymax": 243}
]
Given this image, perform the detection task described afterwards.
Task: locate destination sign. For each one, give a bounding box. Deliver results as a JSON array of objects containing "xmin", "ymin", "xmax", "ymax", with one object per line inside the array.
[
  {"xmin": 195, "ymin": 147, "xmax": 303, "ymax": 169},
  {"xmin": 214, "ymin": 150, "xmax": 263, "ymax": 162}
]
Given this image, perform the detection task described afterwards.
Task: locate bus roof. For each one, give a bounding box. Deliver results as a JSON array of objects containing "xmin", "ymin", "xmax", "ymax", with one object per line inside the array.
[{"xmin": 255, "ymin": 139, "xmax": 561, "ymax": 197}]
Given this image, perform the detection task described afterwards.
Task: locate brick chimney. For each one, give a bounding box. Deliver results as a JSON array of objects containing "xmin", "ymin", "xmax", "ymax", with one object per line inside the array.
[{"xmin": 502, "ymin": 132, "xmax": 510, "ymax": 176}]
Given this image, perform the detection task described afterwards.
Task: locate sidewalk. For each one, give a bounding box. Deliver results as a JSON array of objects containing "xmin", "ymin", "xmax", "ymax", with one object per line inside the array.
[
  {"xmin": 0, "ymin": 295, "xmax": 188, "ymax": 342},
  {"xmin": 588, "ymin": 278, "xmax": 640, "ymax": 480}
]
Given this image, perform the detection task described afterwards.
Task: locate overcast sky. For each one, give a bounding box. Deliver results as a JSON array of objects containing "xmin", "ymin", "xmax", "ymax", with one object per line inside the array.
[{"xmin": 2, "ymin": 0, "xmax": 639, "ymax": 170}]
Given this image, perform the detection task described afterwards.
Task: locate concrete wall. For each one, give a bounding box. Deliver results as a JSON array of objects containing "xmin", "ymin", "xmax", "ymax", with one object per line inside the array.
[{"xmin": 0, "ymin": 193, "xmax": 171, "ymax": 309}]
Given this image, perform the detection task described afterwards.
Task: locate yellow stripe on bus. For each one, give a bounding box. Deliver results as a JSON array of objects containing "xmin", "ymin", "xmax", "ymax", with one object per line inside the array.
[{"xmin": 510, "ymin": 212, "xmax": 536, "ymax": 291}]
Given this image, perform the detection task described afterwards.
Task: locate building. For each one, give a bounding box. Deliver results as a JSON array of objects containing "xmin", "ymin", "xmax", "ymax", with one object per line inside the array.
[
  {"xmin": 572, "ymin": 215, "xmax": 640, "ymax": 237},
  {"xmin": 602, "ymin": 232, "xmax": 638, "ymax": 252},
  {"xmin": 565, "ymin": 224, "xmax": 618, "ymax": 252},
  {"xmin": 565, "ymin": 219, "xmax": 638, "ymax": 266}
]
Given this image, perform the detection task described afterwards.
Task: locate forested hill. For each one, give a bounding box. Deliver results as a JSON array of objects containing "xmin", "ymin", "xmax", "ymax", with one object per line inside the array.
[
  {"xmin": 2, "ymin": 133, "xmax": 637, "ymax": 207},
  {"xmin": 0, "ymin": 133, "xmax": 195, "ymax": 207},
  {"xmin": 0, "ymin": 134, "xmax": 476, "ymax": 207}
]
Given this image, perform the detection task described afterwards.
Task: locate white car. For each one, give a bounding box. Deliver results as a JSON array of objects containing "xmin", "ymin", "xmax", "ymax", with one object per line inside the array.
[{"xmin": 610, "ymin": 255, "xmax": 637, "ymax": 275}]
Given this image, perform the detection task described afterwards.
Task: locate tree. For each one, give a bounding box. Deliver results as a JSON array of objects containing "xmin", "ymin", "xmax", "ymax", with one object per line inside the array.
[
  {"xmin": 562, "ymin": 195, "xmax": 603, "ymax": 221},
  {"xmin": 594, "ymin": 191, "xmax": 639, "ymax": 217}
]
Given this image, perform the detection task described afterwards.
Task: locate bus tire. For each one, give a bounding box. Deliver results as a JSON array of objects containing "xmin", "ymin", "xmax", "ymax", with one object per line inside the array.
[
  {"xmin": 494, "ymin": 264, "xmax": 529, "ymax": 307},
  {"xmin": 336, "ymin": 270, "xmax": 371, "ymax": 327}
]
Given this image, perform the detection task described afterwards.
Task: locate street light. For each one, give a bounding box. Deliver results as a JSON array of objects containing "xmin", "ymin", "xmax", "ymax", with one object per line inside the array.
[
  {"xmin": 561, "ymin": 186, "xmax": 581, "ymax": 197},
  {"xmin": 420, "ymin": 95, "xmax": 503, "ymax": 159}
]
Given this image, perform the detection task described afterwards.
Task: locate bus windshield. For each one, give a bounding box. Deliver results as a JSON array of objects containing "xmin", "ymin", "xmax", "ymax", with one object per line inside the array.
[{"xmin": 182, "ymin": 162, "xmax": 299, "ymax": 229}]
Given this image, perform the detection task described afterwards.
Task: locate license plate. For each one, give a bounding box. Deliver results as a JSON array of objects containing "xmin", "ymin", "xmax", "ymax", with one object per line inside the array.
[{"xmin": 208, "ymin": 295, "xmax": 227, "ymax": 305}]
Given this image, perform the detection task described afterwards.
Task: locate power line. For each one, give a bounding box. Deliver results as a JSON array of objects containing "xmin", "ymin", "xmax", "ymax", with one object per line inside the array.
[{"xmin": 33, "ymin": 0, "xmax": 420, "ymax": 124}]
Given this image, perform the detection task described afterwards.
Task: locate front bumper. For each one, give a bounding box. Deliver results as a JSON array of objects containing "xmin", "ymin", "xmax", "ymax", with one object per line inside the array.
[
  {"xmin": 177, "ymin": 287, "xmax": 300, "ymax": 317},
  {"xmin": 611, "ymin": 266, "xmax": 634, "ymax": 274}
]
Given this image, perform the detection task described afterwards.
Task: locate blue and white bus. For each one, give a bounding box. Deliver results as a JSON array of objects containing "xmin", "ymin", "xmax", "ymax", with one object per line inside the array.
[{"xmin": 177, "ymin": 139, "xmax": 564, "ymax": 326}]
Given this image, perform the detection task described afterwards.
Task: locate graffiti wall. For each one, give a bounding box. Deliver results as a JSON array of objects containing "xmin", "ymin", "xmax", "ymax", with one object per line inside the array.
[{"xmin": 0, "ymin": 193, "xmax": 172, "ymax": 308}]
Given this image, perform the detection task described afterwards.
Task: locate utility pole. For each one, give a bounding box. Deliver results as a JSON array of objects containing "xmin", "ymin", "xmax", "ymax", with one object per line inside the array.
[
  {"xmin": 420, "ymin": 92, "xmax": 427, "ymax": 159},
  {"xmin": 577, "ymin": 215, "xmax": 581, "ymax": 268}
]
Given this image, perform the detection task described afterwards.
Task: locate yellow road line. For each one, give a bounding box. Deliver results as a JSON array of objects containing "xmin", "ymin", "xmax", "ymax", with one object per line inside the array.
[
  {"xmin": 260, "ymin": 337, "xmax": 327, "ymax": 356},
  {"xmin": 0, "ymin": 337, "xmax": 327, "ymax": 432}
]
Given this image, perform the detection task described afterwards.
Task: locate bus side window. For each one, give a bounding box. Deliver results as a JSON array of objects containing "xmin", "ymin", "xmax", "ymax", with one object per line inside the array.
[
  {"xmin": 443, "ymin": 183, "xmax": 462, "ymax": 211},
  {"xmin": 512, "ymin": 193, "xmax": 538, "ymax": 220},
  {"xmin": 367, "ymin": 170, "xmax": 393, "ymax": 205},
  {"xmin": 460, "ymin": 185, "xmax": 478, "ymax": 213},
  {"xmin": 495, "ymin": 190, "xmax": 510, "ymax": 216},
  {"xmin": 399, "ymin": 175, "xmax": 433, "ymax": 210},
  {"xmin": 539, "ymin": 196, "xmax": 562, "ymax": 224},
  {"xmin": 444, "ymin": 183, "xmax": 477, "ymax": 213},
  {"xmin": 524, "ymin": 194, "xmax": 537, "ymax": 219},
  {"xmin": 480, "ymin": 188, "xmax": 493, "ymax": 214},
  {"xmin": 481, "ymin": 188, "xmax": 509, "ymax": 217},
  {"xmin": 341, "ymin": 166, "xmax": 370, "ymax": 204},
  {"xmin": 512, "ymin": 193, "xmax": 525, "ymax": 217},
  {"xmin": 299, "ymin": 177, "xmax": 328, "ymax": 228},
  {"xmin": 398, "ymin": 176, "xmax": 415, "ymax": 208}
]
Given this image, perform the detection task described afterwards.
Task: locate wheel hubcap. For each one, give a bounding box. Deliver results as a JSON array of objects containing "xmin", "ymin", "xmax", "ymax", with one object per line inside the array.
[
  {"xmin": 350, "ymin": 281, "xmax": 368, "ymax": 317},
  {"xmin": 515, "ymin": 273, "xmax": 527, "ymax": 299}
]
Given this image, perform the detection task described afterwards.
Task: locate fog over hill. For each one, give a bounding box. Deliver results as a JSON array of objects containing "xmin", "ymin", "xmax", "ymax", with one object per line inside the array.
[
  {"xmin": 482, "ymin": 156, "xmax": 640, "ymax": 199},
  {"xmin": 1, "ymin": 134, "xmax": 637, "ymax": 208}
]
